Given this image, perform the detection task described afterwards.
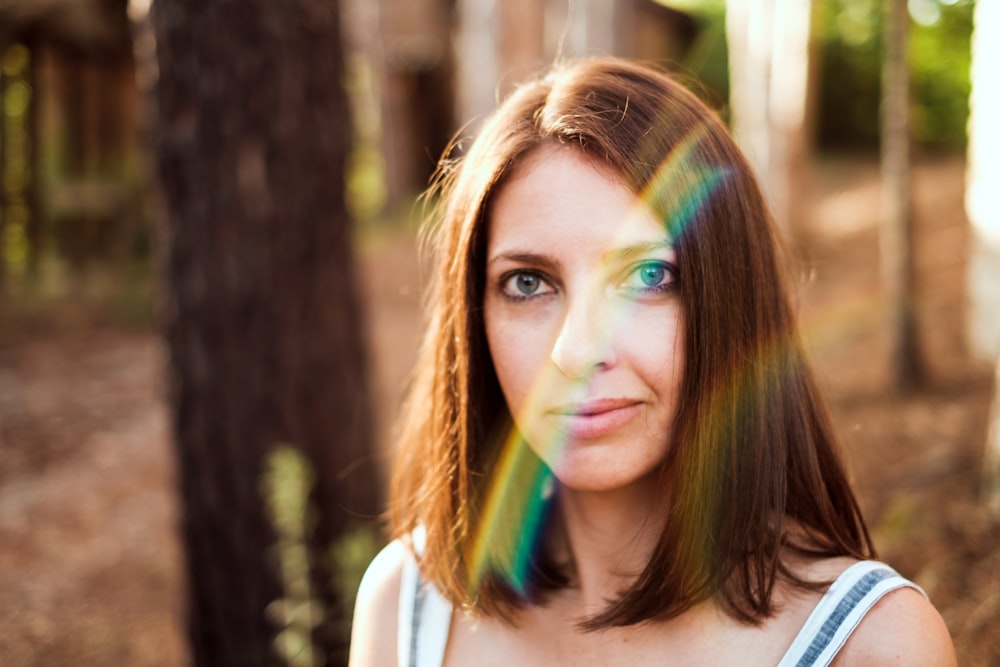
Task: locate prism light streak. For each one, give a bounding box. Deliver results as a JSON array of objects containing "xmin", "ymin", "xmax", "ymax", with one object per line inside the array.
[{"xmin": 467, "ymin": 126, "xmax": 730, "ymax": 596}]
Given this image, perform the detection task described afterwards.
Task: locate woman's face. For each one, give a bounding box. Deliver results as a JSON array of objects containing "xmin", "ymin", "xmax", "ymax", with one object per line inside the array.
[{"xmin": 483, "ymin": 146, "xmax": 685, "ymax": 493}]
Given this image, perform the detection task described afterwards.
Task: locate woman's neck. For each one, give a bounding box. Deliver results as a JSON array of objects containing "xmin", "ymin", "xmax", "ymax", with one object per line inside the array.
[{"xmin": 554, "ymin": 473, "xmax": 667, "ymax": 612}]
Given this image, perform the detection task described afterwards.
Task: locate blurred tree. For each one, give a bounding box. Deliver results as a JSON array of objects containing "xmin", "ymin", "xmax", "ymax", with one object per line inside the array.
[
  {"xmin": 153, "ymin": 0, "xmax": 380, "ymax": 665},
  {"xmin": 662, "ymin": 1, "xmax": 728, "ymax": 108},
  {"xmin": 965, "ymin": 0, "xmax": 1000, "ymax": 509},
  {"xmin": 456, "ymin": 0, "xmax": 700, "ymax": 134},
  {"xmin": 353, "ymin": 0, "xmax": 455, "ymax": 213},
  {"xmin": 815, "ymin": 0, "xmax": 974, "ymax": 153},
  {"xmin": 725, "ymin": 0, "xmax": 814, "ymax": 234},
  {"xmin": 909, "ymin": 0, "xmax": 973, "ymax": 150},
  {"xmin": 0, "ymin": 0, "xmax": 140, "ymax": 284},
  {"xmin": 881, "ymin": 0, "xmax": 923, "ymax": 391},
  {"xmin": 814, "ymin": 0, "xmax": 883, "ymax": 150},
  {"xmin": 0, "ymin": 36, "xmax": 41, "ymax": 283}
]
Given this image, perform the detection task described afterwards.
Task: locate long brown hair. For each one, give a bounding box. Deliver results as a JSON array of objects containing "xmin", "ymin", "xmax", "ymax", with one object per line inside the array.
[{"xmin": 390, "ymin": 57, "xmax": 874, "ymax": 628}]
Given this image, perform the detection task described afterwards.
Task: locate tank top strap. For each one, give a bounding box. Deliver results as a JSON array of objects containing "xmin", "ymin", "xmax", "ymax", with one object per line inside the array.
[
  {"xmin": 776, "ymin": 560, "xmax": 926, "ymax": 667},
  {"xmin": 397, "ymin": 529, "xmax": 453, "ymax": 667}
]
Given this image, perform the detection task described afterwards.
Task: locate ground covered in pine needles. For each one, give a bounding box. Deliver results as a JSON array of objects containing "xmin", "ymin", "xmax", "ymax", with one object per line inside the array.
[{"xmin": 0, "ymin": 155, "xmax": 996, "ymax": 665}]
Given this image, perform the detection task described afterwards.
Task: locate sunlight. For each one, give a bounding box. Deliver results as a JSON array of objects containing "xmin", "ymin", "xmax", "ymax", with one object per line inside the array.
[
  {"xmin": 127, "ymin": 0, "xmax": 154, "ymax": 22},
  {"xmin": 968, "ymin": 0, "xmax": 1000, "ymax": 245},
  {"xmin": 909, "ymin": 0, "xmax": 942, "ymax": 27}
]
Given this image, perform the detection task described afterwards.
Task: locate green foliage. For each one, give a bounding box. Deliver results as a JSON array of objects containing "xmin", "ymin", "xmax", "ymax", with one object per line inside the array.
[
  {"xmin": 654, "ymin": 0, "xmax": 725, "ymax": 12},
  {"xmin": 665, "ymin": 0, "xmax": 975, "ymax": 150},
  {"xmin": 262, "ymin": 445, "xmax": 317, "ymax": 545},
  {"xmin": 345, "ymin": 56, "xmax": 388, "ymax": 223},
  {"xmin": 328, "ymin": 524, "xmax": 382, "ymax": 635},
  {"xmin": 260, "ymin": 445, "xmax": 383, "ymax": 665},
  {"xmin": 816, "ymin": 0, "xmax": 974, "ymax": 153},
  {"xmin": 680, "ymin": 4, "xmax": 730, "ymax": 113},
  {"xmin": 910, "ymin": 0, "xmax": 974, "ymax": 149},
  {"xmin": 261, "ymin": 444, "xmax": 323, "ymax": 667},
  {"xmin": 650, "ymin": 1, "xmax": 730, "ymax": 112},
  {"xmin": 3, "ymin": 43, "xmax": 33, "ymax": 280},
  {"xmin": 816, "ymin": 0, "xmax": 884, "ymax": 150}
]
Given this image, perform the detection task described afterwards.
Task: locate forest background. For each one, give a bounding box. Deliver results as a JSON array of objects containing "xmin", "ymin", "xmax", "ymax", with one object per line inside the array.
[{"xmin": 0, "ymin": 0, "xmax": 996, "ymax": 665}]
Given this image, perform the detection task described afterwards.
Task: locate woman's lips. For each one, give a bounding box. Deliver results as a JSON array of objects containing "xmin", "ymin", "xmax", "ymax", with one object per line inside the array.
[{"xmin": 549, "ymin": 398, "xmax": 643, "ymax": 439}]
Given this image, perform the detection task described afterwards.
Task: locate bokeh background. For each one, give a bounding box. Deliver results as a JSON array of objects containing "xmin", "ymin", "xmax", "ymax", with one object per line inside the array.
[{"xmin": 0, "ymin": 0, "xmax": 997, "ymax": 665}]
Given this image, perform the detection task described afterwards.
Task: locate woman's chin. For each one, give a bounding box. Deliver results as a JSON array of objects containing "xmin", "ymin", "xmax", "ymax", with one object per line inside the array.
[{"xmin": 548, "ymin": 451, "xmax": 662, "ymax": 495}]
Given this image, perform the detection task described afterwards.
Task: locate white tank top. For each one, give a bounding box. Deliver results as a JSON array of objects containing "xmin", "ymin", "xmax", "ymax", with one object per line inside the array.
[{"xmin": 397, "ymin": 554, "xmax": 924, "ymax": 667}]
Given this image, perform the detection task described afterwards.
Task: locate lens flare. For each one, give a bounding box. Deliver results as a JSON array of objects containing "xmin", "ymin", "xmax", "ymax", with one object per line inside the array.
[{"xmin": 467, "ymin": 125, "xmax": 730, "ymax": 597}]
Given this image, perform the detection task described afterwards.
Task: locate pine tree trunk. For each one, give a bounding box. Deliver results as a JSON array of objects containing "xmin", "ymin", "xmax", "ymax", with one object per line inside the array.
[
  {"xmin": 880, "ymin": 0, "xmax": 923, "ymax": 391},
  {"xmin": 153, "ymin": 1, "xmax": 379, "ymax": 664},
  {"xmin": 726, "ymin": 0, "xmax": 813, "ymax": 235},
  {"xmin": 455, "ymin": 0, "xmax": 500, "ymax": 127}
]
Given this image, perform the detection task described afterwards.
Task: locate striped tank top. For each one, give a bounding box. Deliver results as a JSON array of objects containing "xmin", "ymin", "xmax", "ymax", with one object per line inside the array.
[{"xmin": 397, "ymin": 557, "xmax": 925, "ymax": 667}]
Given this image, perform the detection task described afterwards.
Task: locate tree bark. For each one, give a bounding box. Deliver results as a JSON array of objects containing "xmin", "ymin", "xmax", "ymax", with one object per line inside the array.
[
  {"xmin": 367, "ymin": 0, "xmax": 454, "ymax": 211},
  {"xmin": 455, "ymin": 0, "xmax": 500, "ymax": 129},
  {"xmin": 154, "ymin": 1, "xmax": 379, "ymax": 664},
  {"xmin": 726, "ymin": 0, "xmax": 813, "ymax": 235},
  {"xmin": 880, "ymin": 0, "xmax": 923, "ymax": 391}
]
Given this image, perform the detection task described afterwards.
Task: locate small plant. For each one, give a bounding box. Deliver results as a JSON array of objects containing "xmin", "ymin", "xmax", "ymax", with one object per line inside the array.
[{"xmin": 261, "ymin": 444, "xmax": 322, "ymax": 667}]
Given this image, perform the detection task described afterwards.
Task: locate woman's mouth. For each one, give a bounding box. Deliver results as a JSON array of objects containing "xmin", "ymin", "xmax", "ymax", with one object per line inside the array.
[{"xmin": 549, "ymin": 398, "xmax": 643, "ymax": 439}]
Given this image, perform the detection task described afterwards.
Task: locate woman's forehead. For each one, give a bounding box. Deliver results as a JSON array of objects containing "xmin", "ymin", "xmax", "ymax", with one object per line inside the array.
[{"xmin": 486, "ymin": 147, "xmax": 673, "ymax": 259}]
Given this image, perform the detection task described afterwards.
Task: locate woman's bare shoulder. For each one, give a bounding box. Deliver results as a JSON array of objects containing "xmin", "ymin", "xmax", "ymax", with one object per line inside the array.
[
  {"xmin": 834, "ymin": 582, "xmax": 956, "ymax": 666},
  {"xmin": 775, "ymin": 555, "xmax": 955, "ymax": 666},
  {"xmin": 349, "ymin": 539, "xmax": 409, "ymax": 667}
]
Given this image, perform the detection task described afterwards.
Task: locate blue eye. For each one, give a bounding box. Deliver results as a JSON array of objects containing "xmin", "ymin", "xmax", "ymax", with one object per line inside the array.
[
  {"xmin": 621, "ymin": 260, "xmax": 677, "ymax": 295},
  {"xmin": 499, "ymin": 271, "xmax": 554, "ymax": 301},
  {"xmin": 638, "ymin": 263, "xmax": 666, "ymax": 287},
  {"xmin": 514, "ymin": 273, "xmax": 541, "ymax": 295}
]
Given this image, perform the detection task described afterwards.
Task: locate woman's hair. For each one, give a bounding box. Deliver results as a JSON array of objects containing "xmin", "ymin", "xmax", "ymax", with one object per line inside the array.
[{"xmin": 389, "ymin": 57, "xmax": 874, "ymax": 628}]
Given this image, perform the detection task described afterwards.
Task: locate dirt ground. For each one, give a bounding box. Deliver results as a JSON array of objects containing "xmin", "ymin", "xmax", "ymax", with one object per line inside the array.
[{"xmin": 0, "ymin": 155, "xmax": 997, "ymax": 665}]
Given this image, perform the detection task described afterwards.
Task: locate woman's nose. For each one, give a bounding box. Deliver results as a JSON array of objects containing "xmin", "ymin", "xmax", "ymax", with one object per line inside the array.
[{"xmin": 550, "ymin": 293, "xmax": 617, "ymax": 378}]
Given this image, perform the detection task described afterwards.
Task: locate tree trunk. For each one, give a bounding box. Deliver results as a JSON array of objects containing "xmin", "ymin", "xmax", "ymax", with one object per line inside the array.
[
  {"xmin": 498, "ymin": 0, "xmax": 545, "ymax": 98},
  {"xmin": 153, "ymin": 1, "xmax": 380, "ymax": 664},
  {"xmin": 880, "ymin": 0, "xmax": 923, "ymax": 391},
  {"xmin": 966, "ymin": 0, "xmax": 1000, "ymax": 509},
  {"xmin": 726, "ymin": 0, "xmax": 813, "ymax": 235},
  {"xmin": 455, "ymin": 0, "xmax": 500, "ymax": 129},
  {"xmin": 367, "ymin": 0, "xmax": 453, "ymax": 211}
]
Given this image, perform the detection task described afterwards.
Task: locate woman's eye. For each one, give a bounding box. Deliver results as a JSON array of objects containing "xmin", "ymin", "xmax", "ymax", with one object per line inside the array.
[
  {"xmin": 620, "ymin": 260, "xmax": 677, "ymax": 294},
  {"xmin": 514, "ymin": 273, "xmax": 541, "ymax": 295},
  {"xmin": 499, "ymin": 271, "xmax": 553, "ymax": 300},
  {"xmin": 638, "ymin": 263, "xmax": 666, "ymax": 287}
]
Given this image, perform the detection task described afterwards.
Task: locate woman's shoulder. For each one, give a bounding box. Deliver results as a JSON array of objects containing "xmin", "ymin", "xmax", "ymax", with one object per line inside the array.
[
  {"xmin": 788, "ymin": 557, "xmax": 956, "ymax": 667},
  {"xmin": 349, "ymin": 539, "xmax": 409, "ymax": 667},
  {"xmin": 357, "ymin": 538, "xmax": 410, "ymax": 606},
  {"xmin": 832, "ymin": 576, "xmax": 956, "ymax": 666}
]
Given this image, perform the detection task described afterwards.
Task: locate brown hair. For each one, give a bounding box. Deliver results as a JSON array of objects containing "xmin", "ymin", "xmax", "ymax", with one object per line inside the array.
[{"xmin": 390, "ymin": 57, "xmax": 874, "ymax": 628}]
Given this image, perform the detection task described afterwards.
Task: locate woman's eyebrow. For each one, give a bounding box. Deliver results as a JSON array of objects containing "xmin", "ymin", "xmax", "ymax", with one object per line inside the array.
[
  {"xmin": 602, "ymin": 240, "xmax": 676, "ymax": 264},
  {"xmin": 487, "ymin": 251, "xmax": 561, "ymax": 272}
]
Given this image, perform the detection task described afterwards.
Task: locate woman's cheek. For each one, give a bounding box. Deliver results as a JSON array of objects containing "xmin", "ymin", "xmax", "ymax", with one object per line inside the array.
[{"xmin": 488, "ymin": 311, "xmax": 559, "ymax": 420}]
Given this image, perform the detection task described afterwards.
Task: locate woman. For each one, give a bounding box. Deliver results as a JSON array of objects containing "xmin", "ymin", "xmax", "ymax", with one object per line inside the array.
[{"xmin": 350, "ymin": 58, "xmax": 954, "ymax": 666}]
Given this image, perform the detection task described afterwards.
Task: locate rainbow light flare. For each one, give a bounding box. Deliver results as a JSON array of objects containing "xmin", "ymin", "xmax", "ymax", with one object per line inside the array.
[{"xmin": 467, "ymin": 125, "xmax": 731, "ymax": 598}]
